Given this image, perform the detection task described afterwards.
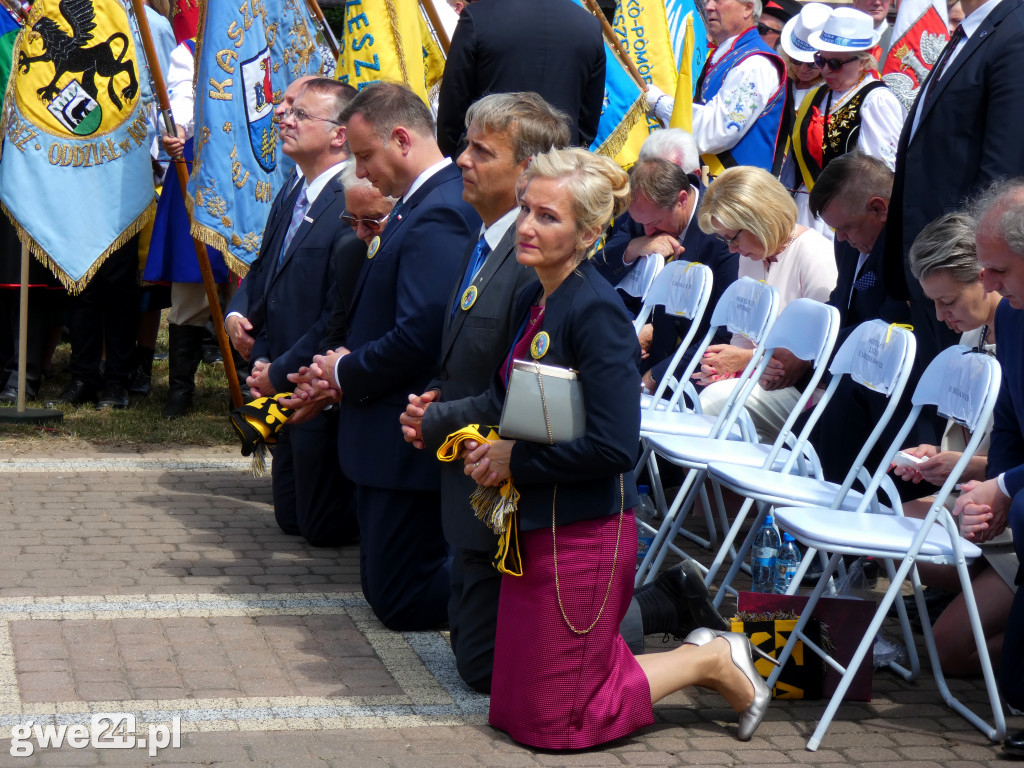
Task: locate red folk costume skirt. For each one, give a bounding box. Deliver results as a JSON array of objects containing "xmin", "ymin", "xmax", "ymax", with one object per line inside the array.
[{"xmin": 488, "ymin": 510, "xmax": 654, "ymax": 749}]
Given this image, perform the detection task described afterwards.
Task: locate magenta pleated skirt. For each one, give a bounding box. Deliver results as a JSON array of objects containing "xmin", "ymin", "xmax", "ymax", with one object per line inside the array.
[{"xmin": 488, "ymin": 510, "xmax": 654, "ymax": 750}]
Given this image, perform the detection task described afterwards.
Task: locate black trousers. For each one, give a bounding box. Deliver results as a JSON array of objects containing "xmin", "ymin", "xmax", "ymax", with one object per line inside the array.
[
  {"xmin": 448, "ymin": 547, "xmax": 502, "ymax": 693},
  {"xmin": 356, "ymin": 484, "xmax": 451, "ymax": 631},
  {"xmin": 272, "ymin": 412, "xmax": 358, "ymax": 547},
  {"xmin": 999, "ymin": 491, "xmax": 1024, "ymax": 709},
  {"xmin": 68, "ymin": 237, "xmax": 140, "ymax": 387}
]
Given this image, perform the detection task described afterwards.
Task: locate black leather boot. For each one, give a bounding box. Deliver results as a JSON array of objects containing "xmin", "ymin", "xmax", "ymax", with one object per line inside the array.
[
  {"xmin": 127, "ymin": 346, "xmax": 155, "ymax": 395},
  {"xmin": 162, "ymin": 325, "xmax": 204, "ymax": 419}
]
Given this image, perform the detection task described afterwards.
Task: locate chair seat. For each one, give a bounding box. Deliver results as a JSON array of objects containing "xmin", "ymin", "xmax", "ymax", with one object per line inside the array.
[
  {"xmin": 641, "ymin": 409, "xmax": 744, "ymax": 440},
  {"xmin": 708, "ymin": 463, "xmax": 866, "ymax": 510},
  {"xmin": 775, "ymin": 507, "xmax": 983, "ymax": 560},
  {"xmin": 649, "ymin": 434, "xmax": 791, "ymax": 470}
]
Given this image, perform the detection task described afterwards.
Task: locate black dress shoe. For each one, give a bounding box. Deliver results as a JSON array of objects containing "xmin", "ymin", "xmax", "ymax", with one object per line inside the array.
[
  {"xmin": 636, "ymin": 562, "xmax": 731, "ymax": 639},
  {"xmin": 96, "ymin": 383, "xmax": 129, "ymax": 410},
  {"xmin": 1004, "ymin": 729, "xmax": 1024, "ymax": 758},
  {"xmin": 46, "ymin": 379, "xmax": 97, "ymax": 407}
]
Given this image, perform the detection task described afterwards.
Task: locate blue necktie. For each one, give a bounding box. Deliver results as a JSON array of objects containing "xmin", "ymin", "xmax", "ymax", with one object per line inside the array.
[
  {"xmin": 452, "ymin": 236, "xmax": 491, "ymax": 317},
  {"xmin": 279, "ymin": 186, "xmax": 308, "ymax": 265}
]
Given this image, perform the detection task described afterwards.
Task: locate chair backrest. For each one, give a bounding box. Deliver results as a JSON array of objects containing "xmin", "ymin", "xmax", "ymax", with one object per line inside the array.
[
  {"xmin": 708, "ymin": 276, "xmax": 778, "ymax": 345},
  {"xmin": 655, "ymin": 277, "xmax": 780, "ymax": 416},
  {"xmin": 719, "ymin": 299, "xmax": 840, "ymax": 460},
  {"xmin": 852, "ymin": 347, "xmax": 1002, "ymax": 518},
  {"xmin": 626, "ymin": 253, "xmax": 668, "ymax": 331},
  {"xmin": 779, "ymin": 321, "xmax": 917, "ymax": 501}
]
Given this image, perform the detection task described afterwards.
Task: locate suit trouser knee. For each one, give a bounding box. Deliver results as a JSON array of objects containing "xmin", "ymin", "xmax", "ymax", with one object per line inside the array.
[
  {"xmin": 272, "ymin": 414, "xmax": 358, "ymax": 546},
  {"xmin": 356, "ymin": 485, "xmax": 450, "ymax": 631},
  {"xmin": 448, "ymin": 547, "xmax": 501, "ymax": 693}
]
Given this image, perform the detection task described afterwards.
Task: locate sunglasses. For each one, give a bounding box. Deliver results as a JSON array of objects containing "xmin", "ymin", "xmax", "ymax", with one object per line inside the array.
[
  {"xmin": 813, "ymin": 52, "xmax": 858, "ymax": 70},
  {"xmin": 756, "ymin": 22, "xmax": 782, "ymax": 36},
  {"xmin": 340, "ymin": 212, "xmax": 390, "ymax": 232}
]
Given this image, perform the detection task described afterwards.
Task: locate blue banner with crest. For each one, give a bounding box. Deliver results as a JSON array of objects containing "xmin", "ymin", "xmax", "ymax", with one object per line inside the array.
[
  {"xmin": 0, "ymin": 0, "xmax": 156, "ymax": 293},
  {"xmin": 188, "ymin": 0, "xmax": 331, "ymax": 274}
]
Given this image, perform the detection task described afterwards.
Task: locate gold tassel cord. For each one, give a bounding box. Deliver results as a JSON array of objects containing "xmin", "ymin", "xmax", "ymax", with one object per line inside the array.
[{"xmin": 229, "ymin": 393, "xmax": 296, "ymax": 478}]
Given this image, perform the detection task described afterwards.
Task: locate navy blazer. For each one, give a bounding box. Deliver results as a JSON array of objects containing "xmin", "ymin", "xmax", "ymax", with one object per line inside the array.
[
  {"xmin": 435, "ymin": 0, "xmax": 605, "ymax": 157},
  {"xmin": 426, "ymin": 259, "xmax": 641, "ymax": 531},
  {"xmin": 829, "ymin": 228, "xmax": 911, "ymax": 349},
  {"xmin": 421, "ymin": 223, "xmax": 538, "ymax": 550},
  {"xmin": 226, "ymin": 172, "xmax": 365, "ymax": 393},
  {"xmin": 885, "ymin": 0, "xmax": 1024, "ymax": 301},
  {"xmin": 989, "ymin": 300, "xmax": 1024, "ymax": 496},
  {"xmin": 335, "ymin": 163, "xmax": 481, "ymax": 490}
]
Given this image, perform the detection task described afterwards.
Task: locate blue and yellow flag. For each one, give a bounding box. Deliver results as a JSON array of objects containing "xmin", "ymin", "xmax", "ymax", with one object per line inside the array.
[
  {"xmin": 666, "ymin": 0, "xmax": 707, "ymax": 90},
  {"xmin": 0, "ymin": 0, "xmax": 155, "ymax": 292},
  {"xmin": 670, "ymin": 13, "xmax": 695, "ymax": 131},
  {"xmin": 187, "ymin": 0, "xmax": 331, "ymax": 275}
]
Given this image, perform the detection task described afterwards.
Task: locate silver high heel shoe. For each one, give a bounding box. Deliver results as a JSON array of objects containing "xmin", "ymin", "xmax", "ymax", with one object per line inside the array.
[{"xmin": 683, "ymin": 627, "xmax": 775, "ymax": 741}]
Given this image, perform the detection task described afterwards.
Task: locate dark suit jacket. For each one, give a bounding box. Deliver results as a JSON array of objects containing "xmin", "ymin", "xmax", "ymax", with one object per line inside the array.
[
  {"xmin": 423, "ymin": 259, "xmax": 641, "ymax": 531},
  {"xmin": 226, "ymin": 172, "xmax": 365, "ymax": 393},
  {"xmin": 989, "ymin": 299, "xmax": 1024, "ymax": 495},
  {"xmin": 420, "ymin": 223, "xmax": 538, "ymax": 550},
  {"xmin": 829, "ymin": 228, "xmax": 911, "ymax": 349},
  {"xmin": 886, "ymin": 0, "xmax": 1024, "ymax": 302},
  {"xmin": 333, "ymin": 163, "xmax": 481, "ymax": 491},
  {"xmin": 435, "ymin": 0, "xmax": 605, "ymax": 157}
]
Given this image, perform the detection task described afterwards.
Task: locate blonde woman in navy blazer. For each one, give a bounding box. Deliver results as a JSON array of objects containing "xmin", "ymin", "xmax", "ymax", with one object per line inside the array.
[{"xmin": 446, "ymin": 148, "xmax": 772, "ymax": 750}]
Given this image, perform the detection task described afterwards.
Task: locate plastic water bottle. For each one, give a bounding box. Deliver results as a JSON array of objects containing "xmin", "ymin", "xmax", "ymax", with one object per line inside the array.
[
  {"xmin": 635, "ymin": 485, "xmax": 657, "ymax": 570},
  {"xmin": 774, "ymin": 533, "xmax": 801, "ymax": 594},
  {"xmin": 751, "ymin": 515, "xmax": 781, "ymax": 593}
]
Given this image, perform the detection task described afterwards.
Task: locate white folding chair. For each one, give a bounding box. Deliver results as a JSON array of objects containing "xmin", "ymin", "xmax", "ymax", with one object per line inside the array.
[
  {"xmin": 636, "ymin": 299, "xmax": 841, "ymax": 587},
  {"xmin": 633, "ymin": 278, "xmax": 779, "ymax": 557},
  {"xmin": 620, "ymin": 253, "xmax": 666, "ymax": 328},
  {"xmin": 704, "ymin": 321, "xmax": 917, "ymax": 604},
  {"xmin": 634, "ymin": 260, "xmax": 714, "ymax": 413},
  {"xmin": 770, "ymin": 346, "xmax": 1005, "ymax": 751}
]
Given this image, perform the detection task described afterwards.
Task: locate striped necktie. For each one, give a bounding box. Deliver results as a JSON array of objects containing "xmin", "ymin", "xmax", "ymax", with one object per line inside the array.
[{"xmin": 279, "ymin": 186, "xmax": 308, "ymax": 265}]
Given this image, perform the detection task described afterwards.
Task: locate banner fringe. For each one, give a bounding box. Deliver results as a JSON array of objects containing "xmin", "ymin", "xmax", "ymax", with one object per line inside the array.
[
  {"xmin": 0, "ymin": 199, "xmax": 155, "ymax": 295},
  {"xmin": 595, "ymin": 96, "xmax": 647, "ymax": 161}
]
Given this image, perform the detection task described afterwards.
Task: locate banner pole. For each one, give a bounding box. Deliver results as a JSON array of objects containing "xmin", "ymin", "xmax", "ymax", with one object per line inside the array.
[
  {"xmin": 304, "ymin": 0, "xmax": 340, "ymax": 59},
  {"xmin": 130, "ymin": 0, "xmax": 243, "ymax": 409},
  {"xmin": 15, "ymin": 237, "xmax": 27, "ymax": 413},
  {"xmin": 580, "ymin": 0, "xmax": 648, "ymax": 91},
  {"xmin": 419, "ymin": 0, "xmax": 450, "ymax": 55}
]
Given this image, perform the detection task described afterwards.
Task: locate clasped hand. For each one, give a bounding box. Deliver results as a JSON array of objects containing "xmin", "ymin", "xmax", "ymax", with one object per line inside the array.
[{"xmin": 461, "ymin": 438, "xmax": 514, "ymax": 487}]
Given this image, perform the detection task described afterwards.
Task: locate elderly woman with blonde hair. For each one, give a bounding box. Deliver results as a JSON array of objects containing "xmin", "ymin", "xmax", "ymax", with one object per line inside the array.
[
  {"xmin": 694, "ymin": 165, "xmax": 837, "ymax": 441},
  {"xmin": 431, "ymin": 148, "xmax": 774, "ymax": 750}
]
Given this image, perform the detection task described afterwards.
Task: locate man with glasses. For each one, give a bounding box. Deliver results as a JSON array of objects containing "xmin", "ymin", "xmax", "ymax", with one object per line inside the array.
[
  {"xmin": 757, "ymin": 0, "xmax": 801, "ymax": 49},
  {"xmin": 224, "ymin": 78, "xmax": 364, "ymax": 547}
]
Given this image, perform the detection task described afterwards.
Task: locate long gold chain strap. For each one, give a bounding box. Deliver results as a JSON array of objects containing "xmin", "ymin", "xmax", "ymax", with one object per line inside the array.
[
  {"xmin": 536, "ymin": 367, "xmax": 555, "ymax": 445},
  {"xmin": 552, "ymin": 474, "xmax": 625, "ymax": 636}
]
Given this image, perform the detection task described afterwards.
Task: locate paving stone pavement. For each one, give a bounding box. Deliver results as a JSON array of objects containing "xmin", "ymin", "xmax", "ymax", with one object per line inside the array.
[{"xmin": 0, "ymin": 452, "xmax": 1016, "ymax": 767}]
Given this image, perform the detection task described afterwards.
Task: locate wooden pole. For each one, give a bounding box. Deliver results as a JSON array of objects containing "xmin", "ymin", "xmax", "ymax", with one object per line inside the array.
[
  {"xmin": 580, "ymin": 0, "xmax": 647, "ymax": 91},
  {"xmin": 15, "ymin": 238, "xmax": 27, "ymax": 412},
  {"xmin": 130, "ymin": 0, "xmax": 243, "ymax": 409},
  {"xmin": 419, "ymin": 0, "xmax": 450, "ymax": 55},
  {"xmin": 304, "ymin": 0, "xmax": 340, "ymax": 59}
]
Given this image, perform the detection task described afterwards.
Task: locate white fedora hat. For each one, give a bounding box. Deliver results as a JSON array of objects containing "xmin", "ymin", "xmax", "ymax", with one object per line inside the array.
[
  {"xmin": 781, "ymin": 3, "xmax": 833, "ymax": 63},
  {"xmin": 808, "ymin": 7, "xmax": 882, "ymax": 53}
]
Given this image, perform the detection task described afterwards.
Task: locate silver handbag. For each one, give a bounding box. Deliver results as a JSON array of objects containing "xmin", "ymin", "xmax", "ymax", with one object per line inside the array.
[{"xmin": 499, "ymin": 359, "xmax": 585, "ymax": 444}]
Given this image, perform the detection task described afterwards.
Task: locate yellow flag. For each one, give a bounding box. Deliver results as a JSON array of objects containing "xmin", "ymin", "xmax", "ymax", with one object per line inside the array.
[
  {"xmin": 609, "ymin": 0, "xmax": 678, "ymax": 168},
  {"xmin": 420, "ymin": 10, "xmax": 445, "ymax": 95},
  {"xmin": 336, "ymin": 0, "xmax": 430, "ymax": 101},
  {"xmin": 669, "ymin": 14, "xmax": 695, "ymax": 132}
]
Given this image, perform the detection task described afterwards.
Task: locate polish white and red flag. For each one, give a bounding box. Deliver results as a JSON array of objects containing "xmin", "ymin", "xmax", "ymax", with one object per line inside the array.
[{"xmin": 881, "ymin": 0, "xmax": 950, "ymax": 111}]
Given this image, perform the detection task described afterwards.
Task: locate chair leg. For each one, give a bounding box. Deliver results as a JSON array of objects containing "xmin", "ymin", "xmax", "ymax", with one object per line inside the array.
[
  {"xmin": 883, "ymin": 557, "xmax": 920, "ymax": 681},
  {"xmin": 635, "ymin": 458, "xmax": 698, "ymax": 586},
  {"xmin": 639, "ymin": 469, "xmax": 706, "ymax": 586},
  {"xmin": 710, "ymin": 498, "xmax": 766, "ymax": 609}
]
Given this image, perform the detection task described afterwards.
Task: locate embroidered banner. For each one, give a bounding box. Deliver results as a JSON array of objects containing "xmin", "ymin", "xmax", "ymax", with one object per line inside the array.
[
  {"xmin": 172, "ymin": 0, "xmax": 198, "ymax": 43},
  {"xmin": 0, "ymin": 0, "xmax": 155, "ymax": 292},
  {"xmin": 187, "ymin": 0, "xmax": 331, "ymax": 274}
]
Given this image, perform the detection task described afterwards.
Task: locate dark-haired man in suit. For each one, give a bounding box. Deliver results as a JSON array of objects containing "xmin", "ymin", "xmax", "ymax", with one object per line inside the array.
[
  {"xmin": 290, "ymin": 83, "xmax": 480, "ymax": 631},
  {"xmin": 225, "ymin": 78, "xmax": 364, "ymax": 547}
]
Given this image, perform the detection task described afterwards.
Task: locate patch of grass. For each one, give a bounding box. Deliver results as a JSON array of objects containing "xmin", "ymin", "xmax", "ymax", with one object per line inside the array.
[{"xmin": 0, "ymin": 327, "xmax": 239, "ymax": 449}]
